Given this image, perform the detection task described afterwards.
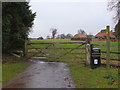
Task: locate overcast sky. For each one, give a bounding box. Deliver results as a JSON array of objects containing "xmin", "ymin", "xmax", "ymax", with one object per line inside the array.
[{"xmin": 29, "ymin": 0, "xmax": 115, "ymax": 38}]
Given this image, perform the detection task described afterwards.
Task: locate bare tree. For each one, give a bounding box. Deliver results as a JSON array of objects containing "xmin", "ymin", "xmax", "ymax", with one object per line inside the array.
[
  {"xmin": 50, "ymin": 28, "xmax": 57, "ymax": 39},
  {"xmin": 108, "ymin": 0, "xmax": 120, "ymax": 23},
  {"xmin": 78, "ymin": 29, "xmax": 87, "ymax": 35}
]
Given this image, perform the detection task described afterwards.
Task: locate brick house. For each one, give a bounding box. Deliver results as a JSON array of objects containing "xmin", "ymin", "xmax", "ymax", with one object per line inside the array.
[{"xmin": 94, "ymin": 31, "xmax": 116, "ymax": 41}]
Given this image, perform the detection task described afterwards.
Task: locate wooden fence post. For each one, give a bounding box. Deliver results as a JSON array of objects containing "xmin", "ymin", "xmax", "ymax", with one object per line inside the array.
[
  {"xmin": 23, "ymin": 40, "xmax": 27, "ymax": 57},
  {"xmin": 86, "ymin": 44, "xmax": 92, "ymax": 66},
  {"xmin": 106, "ymin": 26, "xmax": 110, "ymax": 69}
]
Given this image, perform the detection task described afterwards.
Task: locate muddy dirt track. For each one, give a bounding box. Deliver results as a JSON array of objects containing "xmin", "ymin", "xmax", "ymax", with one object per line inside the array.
[{"xmin": 3, "ymin": 60, "xmax": 75, "ymax": 88}]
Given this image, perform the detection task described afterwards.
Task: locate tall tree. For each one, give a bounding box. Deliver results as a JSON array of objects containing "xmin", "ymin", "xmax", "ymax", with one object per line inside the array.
[
  {"xmin": 2, "ymin": 2, "xmax": 36, "ymax": 53},
  {"xmin": 51, "ymin": 28, "xmax": 57, "ymax": 39}
]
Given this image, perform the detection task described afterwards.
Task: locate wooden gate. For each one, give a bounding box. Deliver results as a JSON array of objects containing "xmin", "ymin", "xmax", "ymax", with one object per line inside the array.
[{"xmin": 27, "ymin": 41, "xmax": 87, "ymax": 62}]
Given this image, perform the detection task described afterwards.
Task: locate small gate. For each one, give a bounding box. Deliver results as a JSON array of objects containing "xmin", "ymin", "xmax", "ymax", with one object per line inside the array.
[{"xmin": 27, "ymin": 40, "xmax": 87, "ymax": 62}]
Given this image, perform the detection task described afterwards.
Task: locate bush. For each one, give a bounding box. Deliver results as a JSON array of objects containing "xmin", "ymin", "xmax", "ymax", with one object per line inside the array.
[{"xmin": 37, "ymin": 37, "xmax": 44, "ymax": 40}]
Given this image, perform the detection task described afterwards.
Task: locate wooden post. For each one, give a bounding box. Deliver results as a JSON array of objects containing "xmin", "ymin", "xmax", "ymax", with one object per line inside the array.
[
  {"xmin": 23, "ymin": 40, "xmax": 27, "ymax": 57},
  {"xmin": 86, "ymin": 44, "xmax": 92, "ymax": 66},
  {"xmin": 106, "ymin": 26, "xmax": 110, "ymax": 69}
]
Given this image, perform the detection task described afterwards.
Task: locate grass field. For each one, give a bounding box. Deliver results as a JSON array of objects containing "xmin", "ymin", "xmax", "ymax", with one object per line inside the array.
[
  {"xmin": 27, "ymin": 39, "xmax": 119, "ymax": 88},
  {"xmin": 2, "ymin": 63, "xmax": 28, "ymax": 85}
]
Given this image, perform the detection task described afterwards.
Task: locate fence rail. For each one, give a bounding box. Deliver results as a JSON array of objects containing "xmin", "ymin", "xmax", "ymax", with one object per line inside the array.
[
  {"xmin": 101, "ymin": 51, "xmax": 120, "ymax": 54},
  {"xmin": 93, "ymin": 44, "xmax": 119, "ymax": 61},
  {"xmin": 101, "ymin": 58, "xmax": 120, "ymax": 61},
  {"xmin": 28, "ymin": 48, "xmax": 86, "ymax": 50},
  {"xmin": 94, "ymin": 44, "xmax": 120, "ymax": 47},
  {"xmin": 28, "ymin": 42, "xmax": 85, "ymax": 45}
]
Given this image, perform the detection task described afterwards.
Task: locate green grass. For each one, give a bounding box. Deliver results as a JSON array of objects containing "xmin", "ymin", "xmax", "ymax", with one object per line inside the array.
[
  {"xmin": 2, "ymin": 63, "xmax": 28, "ymax": 85},
  {"xmin": 69, "ymin": 63, "xmax": 118, "ymax": 88},
  {"xmin": 27, "ymin": 39, "xmax": 119, "ymax": 88}
]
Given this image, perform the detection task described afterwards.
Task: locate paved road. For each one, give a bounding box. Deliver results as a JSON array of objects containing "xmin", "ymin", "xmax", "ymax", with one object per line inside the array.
[{"xmin": 3, "ymin": 60, "xmax": 75, "ymax": 88}]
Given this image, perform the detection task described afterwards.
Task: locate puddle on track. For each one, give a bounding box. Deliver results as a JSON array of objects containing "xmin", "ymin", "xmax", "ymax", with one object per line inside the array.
[
  {"xmin": 31, "ymin": 57, "xmax": 47, "ymax": 59},
  {"xmin": 3, "ymin": 60, "xmax": 75, "ymax": 88}
]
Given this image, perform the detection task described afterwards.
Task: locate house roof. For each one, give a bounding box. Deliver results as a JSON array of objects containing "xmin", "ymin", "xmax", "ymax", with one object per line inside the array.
[
  {"xmin": 95, "ymin": 31, "xmax": 116, "ymax": 38},
  {"xmin": 73, "ymin": 34, "xmax": 87, "ymax": 38}
]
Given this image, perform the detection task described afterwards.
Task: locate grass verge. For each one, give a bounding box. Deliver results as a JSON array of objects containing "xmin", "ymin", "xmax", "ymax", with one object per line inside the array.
[
  {"xmin": 2, "ymin": 63, "xmax": 28, "ymax": 85},
  {"xmin": 69, "ymin": 62, "xmax": 118, "ymax": 88}
]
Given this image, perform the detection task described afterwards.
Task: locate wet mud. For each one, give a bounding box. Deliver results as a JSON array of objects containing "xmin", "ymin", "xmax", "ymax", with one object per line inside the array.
[{"xmin": 3, "ymin": 60, "xmax": 75, "ymax": 88}]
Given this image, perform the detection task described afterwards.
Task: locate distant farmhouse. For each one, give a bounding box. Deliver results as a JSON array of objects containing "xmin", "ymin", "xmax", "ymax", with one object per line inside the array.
[
  {"xmin": 94, "ymin": 30, "xmax": 117, "ymax": 41},
  {"xmin": 71, "ymin": 34, "xmax": 87, "ymax": 41}
]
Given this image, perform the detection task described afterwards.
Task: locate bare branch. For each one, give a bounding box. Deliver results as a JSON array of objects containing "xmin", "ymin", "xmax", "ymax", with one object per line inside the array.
[{"xmin": 108, "ymin": 0, "xmax": 120, "ymax": 23}]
